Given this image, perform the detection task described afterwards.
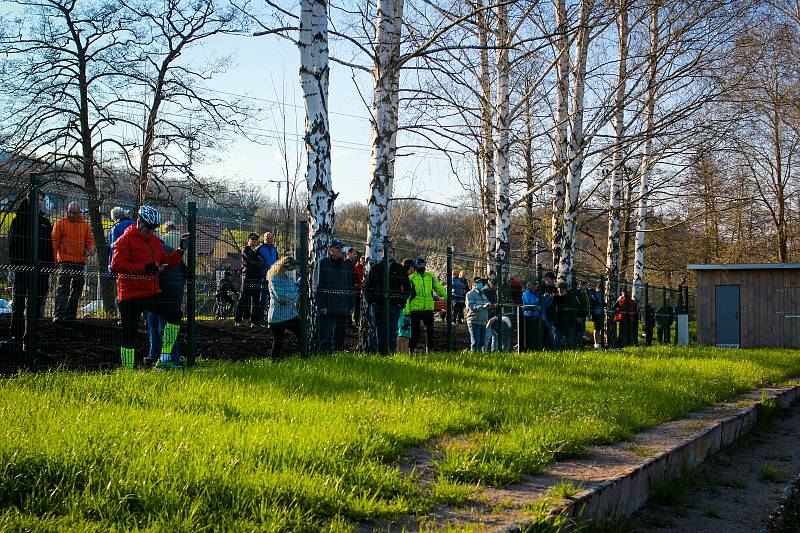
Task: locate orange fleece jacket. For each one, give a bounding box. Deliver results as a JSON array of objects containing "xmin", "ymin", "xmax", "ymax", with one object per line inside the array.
[{"xmin": 52, "ymin": 215, "xmax": 95, "ymax": 264}]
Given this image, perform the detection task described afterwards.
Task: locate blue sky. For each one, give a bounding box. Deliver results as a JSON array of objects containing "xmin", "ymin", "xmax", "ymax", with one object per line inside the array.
[{"xmin": 195, "ymin": 32, "xmax": 470, "ymax": 208}]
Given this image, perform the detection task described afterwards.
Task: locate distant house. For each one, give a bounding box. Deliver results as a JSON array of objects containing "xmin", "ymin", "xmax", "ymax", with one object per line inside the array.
[{"xmin": 688, "ymin": 263, "xmax": 800, "ymax": 348}]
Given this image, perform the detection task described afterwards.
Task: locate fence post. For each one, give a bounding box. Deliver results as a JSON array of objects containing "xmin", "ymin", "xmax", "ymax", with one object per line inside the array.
[
  {"xmin": 644, "ymin": 282, "xmax": 651, "ymax": 346},
  {"xmin": 537, "ymin": 264, "xmax": 544, "ymax": 350},
  {"xmin": 598, "ymin": 275, "xmax": 605, "ymax": 348},
  {"xmin": 298, "ymin": 221, "xmax": 309, "ymax": 357},
  {"xmin": 382, "ymin": 237, "xmax": 391, "ymax": 355},
  {"xmin": 446, "ymin": 246, "xmax": 453, "ymax": 353},
  {"xmin": 186, "ymin": 201, "xmax": 197, "ymax": 367},
  {"xmin": 675, "ymin": 286, "xmax": 683, "ymax": 346},
  {"xmin": 495, "ymin": 255, "xmax": 504, "ymax": 352},
  {"xmin": 25, "ymin": 173, "xmax": 41, "ymax": 368},
  {"xmin": 684, "ymin": 285, "xmax": 689, "ymax": 315}
]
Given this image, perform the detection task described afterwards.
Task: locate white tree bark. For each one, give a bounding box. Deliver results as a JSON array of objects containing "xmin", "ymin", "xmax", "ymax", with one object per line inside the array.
[
  {"xmin": 366, "ymin": 0, "xmax": 404, "ymax": 262},
  {"xmin": 633, "ymin": 2, "xmax": 659, "ymax": 296},
  {"xmin": 494, "ymin": 0, "xmax": 511, "ymax": 262},
  {"xmin": 605, "ymin": 0, "xmax": 628, "ymax": 293},
  {"xmin": 551, "ymin": 0, "xmax": 570, "ymax": 272},
  {"xmin": 300, "ymin": 0, "xmax": 335, "ymax": 260},
  {"xmin": 477, "ymin": 0, "xmax": 496, "ymax": 262},
  {"xmin": 558, "ymin": 0, "xmax": 591, "ymax": 283}
]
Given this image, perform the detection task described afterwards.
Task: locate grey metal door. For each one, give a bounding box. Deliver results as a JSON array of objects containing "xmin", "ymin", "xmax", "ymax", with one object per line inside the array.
[{"xmin": 715, "ymin": 285, "xmax": 740, "ymax": 347}]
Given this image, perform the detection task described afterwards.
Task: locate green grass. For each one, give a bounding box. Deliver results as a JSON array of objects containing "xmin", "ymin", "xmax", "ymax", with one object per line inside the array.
[
  {"xmin": 759, "ymin": 465, "xmax": 791, "ymax": 484},
  {"xmin": 1, "ymin": 346, "xmax": 800, "ymax": 530}
]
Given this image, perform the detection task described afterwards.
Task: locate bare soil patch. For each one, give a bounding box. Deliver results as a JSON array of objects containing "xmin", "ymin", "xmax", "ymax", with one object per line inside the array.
[
  {"xmin": 627, "ymin": 399, "xmax": 800, "ymax": 532},
  {"xmin": 0, "ymin": 316, "xmax": 470, "ymax": 372}
]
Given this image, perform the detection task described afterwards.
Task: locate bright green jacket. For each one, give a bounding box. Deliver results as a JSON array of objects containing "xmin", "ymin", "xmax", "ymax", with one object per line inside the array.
[{"xmin": 405, "ymin": 271, "xmax": 447, "ymax": 313}]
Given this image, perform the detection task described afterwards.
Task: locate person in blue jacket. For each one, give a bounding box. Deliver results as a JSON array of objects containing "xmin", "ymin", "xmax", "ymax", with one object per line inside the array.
[
  {"xmin": 107, "ymin": 206, "xmax": 135, "ymax": 270},
  {"xmin": 521, "ymin": 280, "xmax": 542, "ymax": 351},
  {"xmin": 256, "ymin": 231, "xmax": 279, "ymax": 325}
]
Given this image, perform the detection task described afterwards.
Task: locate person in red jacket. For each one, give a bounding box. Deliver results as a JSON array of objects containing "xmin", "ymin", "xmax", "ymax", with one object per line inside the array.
[{"xmin": 111, "ymin": 205, "xmax": 186, "ymax": 369}]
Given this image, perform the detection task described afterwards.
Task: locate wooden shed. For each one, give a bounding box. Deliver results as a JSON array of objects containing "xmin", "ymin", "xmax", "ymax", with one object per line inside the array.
[{"xmin": 688, "ymin": 264, "xmax": 800, "ymax": 348}]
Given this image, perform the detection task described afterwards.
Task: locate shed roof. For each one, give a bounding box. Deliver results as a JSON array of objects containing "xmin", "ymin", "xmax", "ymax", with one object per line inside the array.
[{"xmin": 687, "ymin": 263, "xmax": 800, "ymax": 271}]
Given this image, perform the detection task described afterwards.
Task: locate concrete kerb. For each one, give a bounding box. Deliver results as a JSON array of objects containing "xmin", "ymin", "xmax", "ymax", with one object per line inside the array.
[{"xmin": 496, "ymin": 384, "xmax": 800, "ymax": 532}]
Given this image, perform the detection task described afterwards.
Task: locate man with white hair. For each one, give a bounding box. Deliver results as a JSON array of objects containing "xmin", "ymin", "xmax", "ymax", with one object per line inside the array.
[
  {"xmin": 52, "ymin": 201, "xmax": 95, "ymax": 320},
  {"xmin": 161, "ymin": 220, "xmax": 181, "ymax": 250}
]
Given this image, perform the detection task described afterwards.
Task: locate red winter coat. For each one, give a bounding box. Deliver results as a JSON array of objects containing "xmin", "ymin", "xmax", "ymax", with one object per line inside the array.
[
  {"xmin": 354, "ymin": 258, "xmax": 365, "ymax": 292},
  {"xmin": 111, "ymin": 224, "xmax": 183, "ymax": 301}
]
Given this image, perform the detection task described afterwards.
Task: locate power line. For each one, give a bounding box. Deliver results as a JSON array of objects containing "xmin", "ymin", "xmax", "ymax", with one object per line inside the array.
[{"xmin": 206, "ymin": 88, "xmax": 373, "ymax": 122}]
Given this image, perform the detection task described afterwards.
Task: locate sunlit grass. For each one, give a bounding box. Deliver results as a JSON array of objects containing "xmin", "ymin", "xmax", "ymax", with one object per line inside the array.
[{"xmin": 1, "ymin": 346, "xmax": 799, "ymax": 530}]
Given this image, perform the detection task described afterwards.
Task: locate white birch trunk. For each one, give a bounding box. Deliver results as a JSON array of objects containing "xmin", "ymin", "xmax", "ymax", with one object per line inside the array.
[
  {"xmin": 366, "ymin": 0, "xmax": 403, "ymax": 263},
  {"xmin": 605, "ymin": 0, "xmax": 628, "ymax": 294},
  {"xmin": 633, "ymin": 3, "xmax": 659, "ymax": 296},
  {"xmin": 494, "ymin": 0, "xmax": 511, "ymax": 262},
  {"xmin": 551, "ymin": 0, "xmax": 570, "ymax": 272},
  {"xmin": 477, "ymin": 0, "xmax": 495, "ymax": 262},
  {"xmin": 558, "ymin": 0, "xmax": 591, "ymax": 283},
  {"xmin": 300, "ymin": 0, "xmax": 335, "ymax": 260}
]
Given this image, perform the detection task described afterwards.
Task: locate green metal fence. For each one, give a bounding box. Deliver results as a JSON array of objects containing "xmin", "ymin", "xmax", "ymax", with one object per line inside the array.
[{"xmin": 0, "ymin": 173, "xmax": 698, "ymax": 371}]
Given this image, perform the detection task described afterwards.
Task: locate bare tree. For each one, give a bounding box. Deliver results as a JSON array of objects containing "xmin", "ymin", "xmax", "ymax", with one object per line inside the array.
[
  {"xmin": 118, "ymin": 0, "xmax": 248, "ymax": 208},
  {"xmin": 725, "ymin": 18, "xmax": 800, "ymax": 262},
  {"xmin": 0, "ymin": 0, "xmax": 136, "ymax": 310}
]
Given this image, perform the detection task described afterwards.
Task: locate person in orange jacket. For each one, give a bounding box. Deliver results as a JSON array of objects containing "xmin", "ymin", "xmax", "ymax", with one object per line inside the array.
[
  {"xmin": 51, "ymin": 201, "xmax": 95, "ymax": 320},
  {"xmin": 111, "ymin": 205, "xmax": 185, "ymax": 369}
]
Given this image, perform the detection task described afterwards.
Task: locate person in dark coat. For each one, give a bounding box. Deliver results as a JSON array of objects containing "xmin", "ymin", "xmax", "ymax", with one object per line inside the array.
[
  {"xmin": 656, "ymin": 298, "xmax": 673, "ymax": 344},
  {"xmin": 234, "ymin": 233, "xmax": 265, "ymax": 327},
  {"xmin": 365, "ymin": 246, "xmax": 412, "ymax": 354},
  {"xmin": 540, "ymin": 271, "xmax": 558, "ymax": 350},
  {"xmin": 554, "ymin": 282, "xmax": 581, "ymax": 349},
  {"xmin": 7, "ymin": 191, "xmax": 54, "ymax": 352},
  {"xmin": 643, "ymin": 301, "xmax": 655, "ymax": 346},
  {"xmin": 313, "ymin": 239, "xmax": 355, "ymax": 353},
  {"xmin": 451, "ymin": 271, "xmax": 468, "ymax": 324},
  {"xmin": 145, "ymin": 242, "xmax": 188, "ymax": 366},
  {"xmin": 612, "ymin": 288, "xmax": 639, "ymax": 347}
]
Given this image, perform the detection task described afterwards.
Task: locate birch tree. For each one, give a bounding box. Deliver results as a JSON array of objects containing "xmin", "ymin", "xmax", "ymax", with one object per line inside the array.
[
  {"xmin": 365, "ymin": 0, "xmax": 403, "ymax": 261},
  {"xmin": 299, "ymin": 0, "xmax": 335, "ymax": 259},
  {"xmin": 477, "ymin": 0, "xmax": 496, "ymax": 261},
  {"xmin": 557, "ymin": 0, "xmax": 592, "ymax": 282},
  {"xmin": 632, "ymin": 1, "xmax": 658, "ymax": 295},
  {"xmin": 605, "ymin": 0, "xmax": 629, "ymax": 299},
  {"xmin": 493, "ymin": 0, "xmax": 511, "ymax": 262},
  {"xmin": 550, "ymin": 0, "xmax": 569, "ymax": 272}
]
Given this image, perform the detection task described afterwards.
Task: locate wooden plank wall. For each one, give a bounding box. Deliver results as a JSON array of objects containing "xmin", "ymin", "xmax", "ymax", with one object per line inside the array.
[{"xmin": 696, "ymin": 269, "xmax": 800, "ymax": 348}]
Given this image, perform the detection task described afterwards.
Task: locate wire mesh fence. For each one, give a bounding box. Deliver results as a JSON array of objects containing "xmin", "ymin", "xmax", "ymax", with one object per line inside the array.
[{"xmin": 1, "ymin": 174, "xmax": 698, "ymax": 371}]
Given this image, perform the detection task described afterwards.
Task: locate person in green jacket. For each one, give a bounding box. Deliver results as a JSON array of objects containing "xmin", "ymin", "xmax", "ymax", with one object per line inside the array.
[{"xmin": 405, "ymin": 257, "xmax": 447, "ymax": 352}]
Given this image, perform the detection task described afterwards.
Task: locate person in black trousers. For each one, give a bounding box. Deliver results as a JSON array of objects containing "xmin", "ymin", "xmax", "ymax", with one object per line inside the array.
[
  {"xmin": 7, "ymin": 191, "xmax": 54, "ymax": 354},
  {"xmin": 364, "ymin": 246, "xmax": 412, "ymax": 354},
  {"xmin": 234, "ymin": 233, "xmax": 265, "ymax": 327},
  {"xmin": 313, "ymin": 239, "xmax": 355, "ymax": 353}
]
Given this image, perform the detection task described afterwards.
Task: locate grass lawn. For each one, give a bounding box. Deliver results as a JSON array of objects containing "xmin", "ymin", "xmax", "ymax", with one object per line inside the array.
[{"xmin": 2, "ymin": 346, "xmax": 799, "ymax": 531}]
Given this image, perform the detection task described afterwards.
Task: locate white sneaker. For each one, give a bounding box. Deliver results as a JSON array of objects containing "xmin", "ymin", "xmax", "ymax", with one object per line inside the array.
[
  {"xmin": 234, "ymin": 321, "xmax": 243, "ymax": 327},
  {"xmin": 593, "ymin": 343, "xmax": 600, "ymax": 349}
]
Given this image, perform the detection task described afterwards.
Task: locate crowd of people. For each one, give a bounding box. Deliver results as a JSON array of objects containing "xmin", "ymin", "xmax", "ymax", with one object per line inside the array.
[
  {"xmin": 5, "ymin": 194, "xmax": 189, "ymax": 369},
  {"xmin": 4, "ymin": 193, "xmax": 685, "ymax": 366}
]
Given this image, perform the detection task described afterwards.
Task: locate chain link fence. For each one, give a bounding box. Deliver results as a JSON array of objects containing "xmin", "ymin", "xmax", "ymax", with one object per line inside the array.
[{"xmin": 1, "ymin": 174, "xmax": 697, "ymax": 371}]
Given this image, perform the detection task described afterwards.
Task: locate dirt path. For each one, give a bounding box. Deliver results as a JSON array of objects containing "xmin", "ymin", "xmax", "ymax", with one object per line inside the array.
[{"xmin": 627, "ymin": 403, "xmax": 800, "ymax": 532}]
